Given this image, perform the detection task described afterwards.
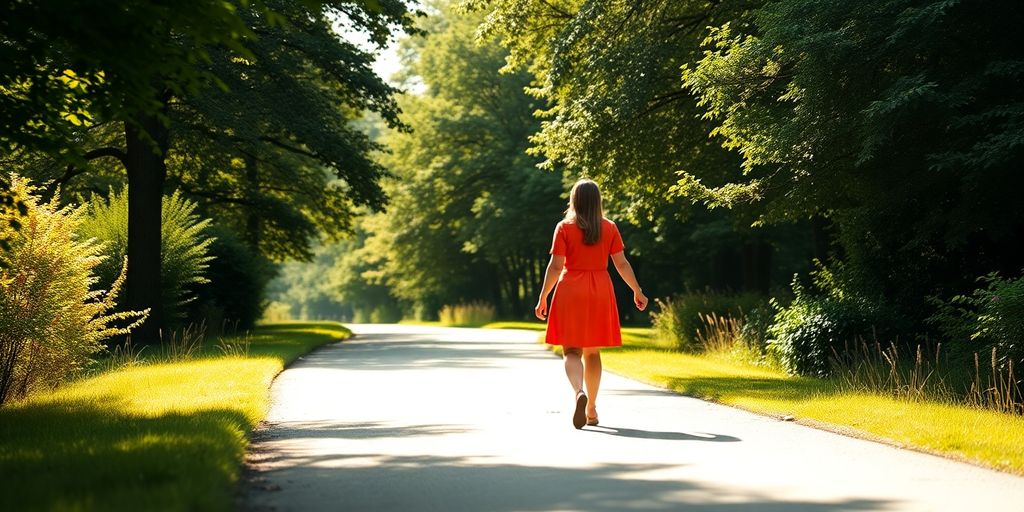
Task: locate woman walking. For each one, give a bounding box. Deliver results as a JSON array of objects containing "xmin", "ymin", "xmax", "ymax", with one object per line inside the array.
[{"xmin": 535, "ymin": 179, "xmax": 648, "ymax": 429}]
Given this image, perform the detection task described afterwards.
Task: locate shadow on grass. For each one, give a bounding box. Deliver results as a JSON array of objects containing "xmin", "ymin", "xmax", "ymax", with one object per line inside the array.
[
  {"xmin": 0, "ymin": 397, "xmax": 249, "ymax": 511},
  {"xmin": 661, "ymin": 375, "xmax": 829, "ymax": 403},
  {"xmin": 0, "ymin": 322, "xmax": 349, "ymax": 512}
]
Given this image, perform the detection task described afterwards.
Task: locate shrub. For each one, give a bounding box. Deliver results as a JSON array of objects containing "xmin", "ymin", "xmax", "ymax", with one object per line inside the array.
[
  {"xmin": 369, "ymin": 304, "xmax": 403, "ymax": 323},
  {"xmin": 262, "ymin": 301, "xmax": 293, "ymax": 322},
  {"xmin": 929, "ymin": 272, "xmax": 1024, "ymax": 375},
  {"xmin": 78, "ymin": 186, "xmax": 213, "ymax": 327},
  {"xmin": 0, "ymin": 176, "xmax": 146, "ymax": 404},
  {"xmin": 767, "ymin": 265, "xmax": 891, "ymax": 377},
  {"xmin": 438, "ymin": 301, "xmax": 496, "ymax": 326},
  {"xmin": 650, "ymin": 291, "xmax": 767, "ymax": 351},
  {"xmin": 186, "ymin": 225, "xmax": 274, "ymax": 331}
]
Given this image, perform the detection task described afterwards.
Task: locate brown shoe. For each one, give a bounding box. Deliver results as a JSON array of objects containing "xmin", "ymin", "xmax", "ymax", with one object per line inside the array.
[
  {"xmin": 573, "ymin": 390, "xmax": 588, "ymax": 429},
  {"xmin": 586, "ymin": 414, "xmax": 599, "ymax": 426}
]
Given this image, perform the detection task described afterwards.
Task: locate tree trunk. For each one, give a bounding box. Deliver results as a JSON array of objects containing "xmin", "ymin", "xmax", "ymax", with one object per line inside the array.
[{"xmin": 124, "ymin": 110, "xmax": 170, "ymax": 344}]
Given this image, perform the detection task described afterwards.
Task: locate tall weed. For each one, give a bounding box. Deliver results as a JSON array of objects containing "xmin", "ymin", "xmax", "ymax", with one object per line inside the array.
[{"xmin": 651, "ymin": 292, "xmax": 767, "ymax": 351}]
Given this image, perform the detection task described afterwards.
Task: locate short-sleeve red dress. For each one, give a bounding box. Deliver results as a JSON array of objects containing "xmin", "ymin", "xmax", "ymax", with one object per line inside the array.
[{"xmin": 545, "ymin": 218, "xmax": 624, "ymax": 348}]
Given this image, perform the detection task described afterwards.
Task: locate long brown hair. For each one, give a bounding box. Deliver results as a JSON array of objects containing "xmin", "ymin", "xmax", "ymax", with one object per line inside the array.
[{"xmin": 564, "ymin": 179, "xmax": 603, "ymax": 245}]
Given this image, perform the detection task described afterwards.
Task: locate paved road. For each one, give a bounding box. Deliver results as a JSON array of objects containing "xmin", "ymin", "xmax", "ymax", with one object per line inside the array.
[{"xmin": 242, "ymin": 324, "xmax": 1024, "ymax": 511}]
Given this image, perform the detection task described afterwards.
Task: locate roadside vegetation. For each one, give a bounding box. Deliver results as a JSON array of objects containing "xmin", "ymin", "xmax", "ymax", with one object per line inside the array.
[
  {"xmin": 483, "ymin": 321, "xmax": 1024, "ymax": 475},
  {"xmin": 0, "ymin": 322, "xmax": 349, "ymax": 511}
]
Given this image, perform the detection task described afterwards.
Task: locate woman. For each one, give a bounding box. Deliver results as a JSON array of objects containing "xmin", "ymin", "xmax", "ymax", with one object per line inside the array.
[{"xmin": 535, "ymin": 179, "xmax": 648, "ymax": 429}]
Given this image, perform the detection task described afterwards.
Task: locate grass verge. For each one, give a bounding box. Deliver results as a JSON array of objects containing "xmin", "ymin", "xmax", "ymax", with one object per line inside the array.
[
  {"xmin": 486, "ymin": 322, "xmax": 1024, "ymax": 475},
  {"xmin": 0, "ymin": 321, "xmax": 350, "ymax": 512}
]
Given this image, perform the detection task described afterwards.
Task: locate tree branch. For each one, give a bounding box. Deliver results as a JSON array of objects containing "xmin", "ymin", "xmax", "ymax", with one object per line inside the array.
[
  {"xmin": 258, "ymin": 136, "xmax": 321, "ymax": 161},
  {"xmin": 45, "ymin": 147, "xmax": 128, "ymax": 197}
]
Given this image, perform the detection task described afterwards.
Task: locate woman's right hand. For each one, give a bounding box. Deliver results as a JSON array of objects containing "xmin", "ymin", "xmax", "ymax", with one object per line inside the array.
[
  {"xmin": 633, "ymin": 290, "xmax": 648, "ymax": 311},
  {"xmin": 534, "ymin": 296, "xmax": 548, "ymax": 321}
]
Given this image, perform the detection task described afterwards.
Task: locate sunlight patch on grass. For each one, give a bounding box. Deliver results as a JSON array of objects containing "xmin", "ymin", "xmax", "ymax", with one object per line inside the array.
[{"xmin": 0, "ymin": 322, "xmax": 350, "ymax": 512}]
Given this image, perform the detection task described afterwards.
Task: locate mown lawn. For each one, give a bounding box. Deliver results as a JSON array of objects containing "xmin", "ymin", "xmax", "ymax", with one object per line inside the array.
[
  {"xmin": 484, "ymin": 321, "xmax": 1024, "ymax": 475},
  {"xmin": 0, "ymin": 322, "xmax": 349, "ymax": 512}
]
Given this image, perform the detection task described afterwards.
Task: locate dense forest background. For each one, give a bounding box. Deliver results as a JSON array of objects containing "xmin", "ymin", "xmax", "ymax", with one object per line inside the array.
[
  {"xmin": 270, "ymin": 0, "xmax": 1024, "ymax": 380},
  {"xmin": 3, "ymin": 0, "xmax": 1023, "ymax": 392}
]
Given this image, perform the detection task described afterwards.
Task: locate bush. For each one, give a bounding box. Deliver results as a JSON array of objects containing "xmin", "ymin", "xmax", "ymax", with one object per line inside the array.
[
  {"xmin": 78, "ymin": 186, "xmax": 213, "ymax": 327},
  {"xmin": 0, "ymin": 176, "xmax": 146, "ymax": 404},
  {"xmin": 651, "ymin": 291, "xmax": 767, "ymax": 351},
  {"xmin": 370, "ymin": 304, "xmax": 403, "ymax": 323},
  {"xmin": 262, "ymin": 301, "xmax": 293, "ymax": 322},
  {"xmin": 767, "ymin": 265, "xmax": 891, "ymax": 377},
  {"xmin": 929, "ymin": 272, "xmax": 1024, "ymax": 374},
  {"xmin": 438, "ymin": 301, "xmax": 496, "ymax": 326},
  {"xmin": 185, "ymin": 225, "xmax": 274, "ymax": 331}
]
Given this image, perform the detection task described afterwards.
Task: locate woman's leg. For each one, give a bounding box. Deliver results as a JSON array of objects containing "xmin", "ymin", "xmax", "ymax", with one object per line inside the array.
[
  {"xmin": 563, "ymin": 347, "xmax": 584, "ymax": 393},
  {"xmin": 582, "ymin": 348, "xmax": 602, "ymax": 415}
]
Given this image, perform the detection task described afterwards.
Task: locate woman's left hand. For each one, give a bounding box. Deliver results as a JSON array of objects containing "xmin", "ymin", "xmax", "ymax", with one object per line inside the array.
[{"xmin": 634, "ymin": 290, "xmax": 649, "ymax": 311}]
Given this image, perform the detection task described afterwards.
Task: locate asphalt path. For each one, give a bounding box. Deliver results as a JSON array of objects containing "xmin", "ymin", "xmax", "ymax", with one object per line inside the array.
[{"xmin": 242, "ymin": 324, "xmax": 1024, "ymax": 511}]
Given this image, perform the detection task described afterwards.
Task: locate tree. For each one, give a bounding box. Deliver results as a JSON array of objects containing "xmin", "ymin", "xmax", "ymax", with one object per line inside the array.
[
  {"xmin": 353, "ymin": 0, "xmax": 564, "ymax": 317},
  {"xmin": 681, "ymin": 0, "xmax": 1024, "ymax": 320},
  {"xmin": 3, "ymin": 1, "xmax": 423, "ymax": 341},
  {"xmin": 462, "ymin": 0, "xmax": 816, "ymax": 295},
  {"xmin": 1, "ymin": 1, "xmax": 256, "ymax": 265},
  {"xmin": 462, "ymin": 0, "xmax": 754, "ymax": 214}
]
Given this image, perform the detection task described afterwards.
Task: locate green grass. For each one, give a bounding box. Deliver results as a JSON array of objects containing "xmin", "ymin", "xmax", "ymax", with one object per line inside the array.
[
  {"xmin": 495, "ymin": 323, "xmax": 1024, "ymax": 475},
  {"xmin": 0, "ymin": 321, "xmax": 350, "ymax": 512}
]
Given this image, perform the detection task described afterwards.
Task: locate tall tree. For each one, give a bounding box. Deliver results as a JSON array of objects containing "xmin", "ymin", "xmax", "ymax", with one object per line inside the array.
[
  {"xmin": 361, "ymin": 0, "xmax": 564, "ymax": 317},
  {"xmin": 681, "ymin": 0, "xmax": 1024, "ymax": 318},
  {"xmin": 461, "ymin": 0, "xmax": 811, "ymax": 294},
  {"xmin": 3, "ymin": 1, "xmax": 422, "ymax": 340}
]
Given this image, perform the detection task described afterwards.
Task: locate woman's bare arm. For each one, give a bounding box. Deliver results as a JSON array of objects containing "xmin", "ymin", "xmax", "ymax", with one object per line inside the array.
[
  {"xmin": 611, "ymin": 251, "xmax": 648, "ymax": 311},
  {"xmin": 535, "ymin": 254, "xmax": 566, "ymax": 320}
]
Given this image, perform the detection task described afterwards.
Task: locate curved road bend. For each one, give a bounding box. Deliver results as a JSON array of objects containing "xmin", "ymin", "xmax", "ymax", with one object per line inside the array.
[{"xmin": 242, "ymin": 323, "xmax": 1024, "ymax": 511}]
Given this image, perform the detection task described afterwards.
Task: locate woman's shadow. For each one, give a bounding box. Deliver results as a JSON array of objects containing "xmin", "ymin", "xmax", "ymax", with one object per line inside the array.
[{"xmin": 584, "ymin": 425, "xmax": 741, "ymax": 442}]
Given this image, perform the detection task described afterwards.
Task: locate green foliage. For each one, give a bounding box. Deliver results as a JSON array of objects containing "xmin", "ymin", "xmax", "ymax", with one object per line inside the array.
[
  {"xmin": 186, "ymin": 225, "xmax": 275, "ymax": 330},
  {"xmin": 682, "ymin": 0, "xmax": 1024, "ymax": 321},
  {"xmin": 1, "ymin": 0, "xmax": 260, "ymax": 161},
  {"xmin": 651, "ymin": 292, "xmax": 768, "ymax": 352},
  {"xmin": 767, "ymin": 265, "xmax": 896, "ymax": 377},
  {"xmin": 463, "ymin": 0, "xmax": 814, "ymax": 303},
  {"xmin": 439, "ymin": 302, "xmax": 497, "ymax": 326},
  {"xmin": 0, "ymin": 176, "xmax": 28, "ymax": 266},
  {"xmin": 348, "ymin": 1, "xmax": 563, "ymax": 317},
  {"xmin": 464, "ymin": 0, "xmax": 750, "ymax": 217},
  {"xmin": 79, "ymin": 187, "xmax": 213, "ymax": 327},
  {"xmin": 469, "ymin": 0, "xmax": 1024, "ymax": 353},
  {"xmin": 0, "ymin": 176, "xmax": 146, "ymax": 405},
  {"xmin": 367, "ymin": 304, "xmax": 403, "ymax": 324},
  {"xmin": 165, "ymin": 0, "xmax": 425, "ymax": 261},
  {"xmin": 929, "ymin": 272, "xmax": 1024, "ymax": 374},
  {"xmin": 4, "ymin": 0, "xmax": 424, "ymax": 282},
  {"xmin": 0, "ymin": 1, "xmax": 421, "ymax": 162},
  {"xmin": 0, "ymin": 323, "xmax": 348, "ymax": 511}
]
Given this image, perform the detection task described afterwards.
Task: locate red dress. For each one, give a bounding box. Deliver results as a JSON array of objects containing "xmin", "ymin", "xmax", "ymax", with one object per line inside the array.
[{"xmin": 545, "ymin": 218, "xmax": 624, "ymax": 348}]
